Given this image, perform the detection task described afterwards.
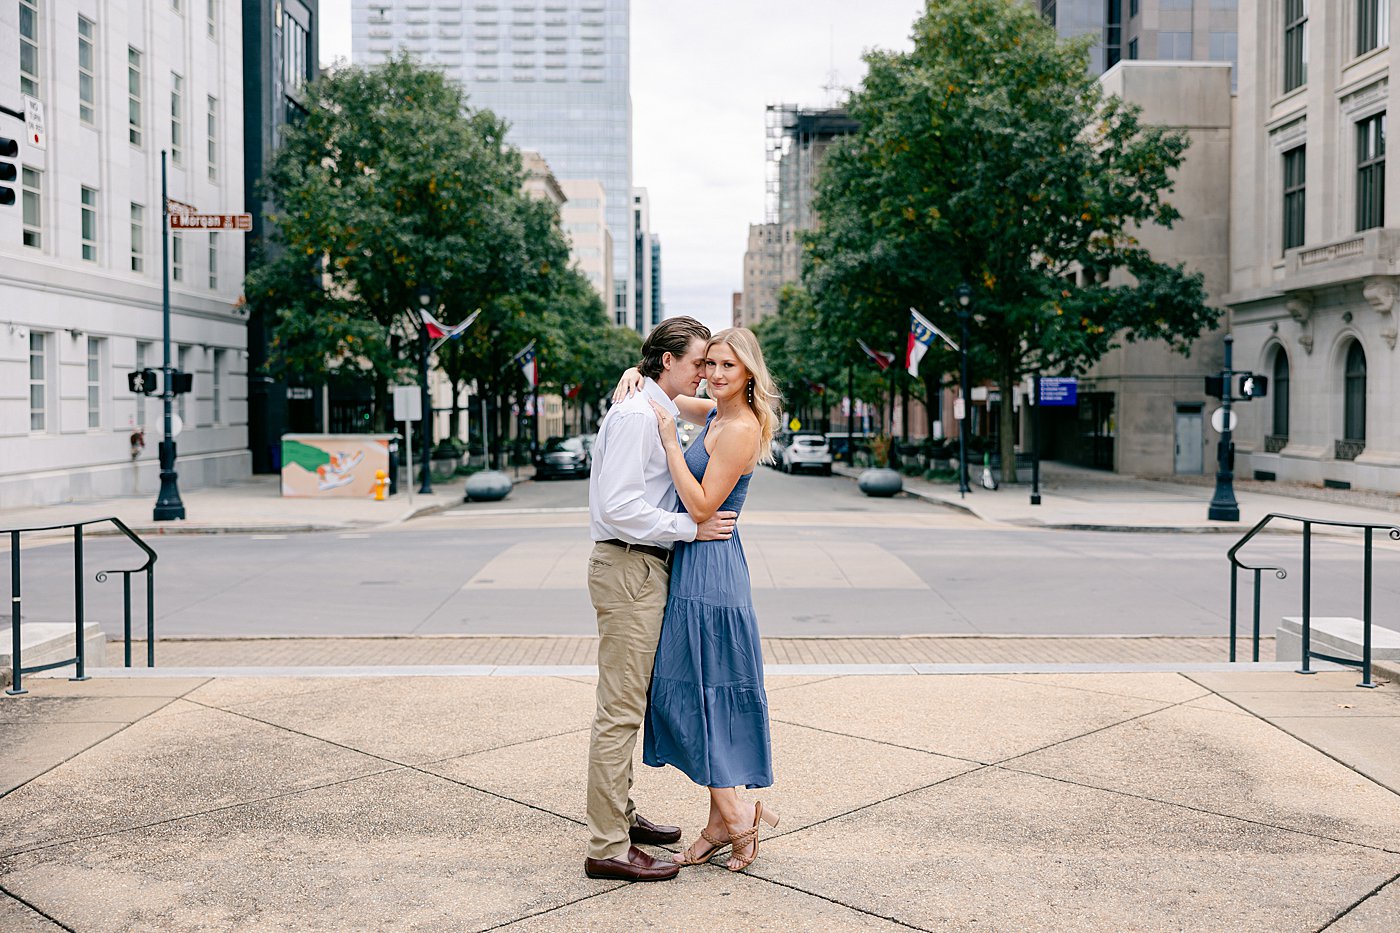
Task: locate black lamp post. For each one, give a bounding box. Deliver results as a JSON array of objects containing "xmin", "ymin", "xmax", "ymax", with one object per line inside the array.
[
  {"xmin": 153, "ymin": 151, "xmax": 186, "ymax": 521},
  {"xmin": 416, "ymin": 287, "xmax": 435, "ymax": 495},
  {"xmin": 955, "ymin": 282, "xmax": 973, "ymax": 497},
  {"xmin": 1208, "ymin": 333, "xmax": 1240, "ymax": 521}
]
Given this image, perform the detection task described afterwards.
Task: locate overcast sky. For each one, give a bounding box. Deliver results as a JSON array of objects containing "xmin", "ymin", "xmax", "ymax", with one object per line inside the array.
[{"xmin": 318, "ymin": 1, "xmax": 924, "ymax": 332}]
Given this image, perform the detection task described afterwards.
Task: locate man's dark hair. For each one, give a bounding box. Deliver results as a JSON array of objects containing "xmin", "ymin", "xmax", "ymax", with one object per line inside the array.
[{"xmin": 638, "ymin": 316, "xmax": 711, "ymax": 379}]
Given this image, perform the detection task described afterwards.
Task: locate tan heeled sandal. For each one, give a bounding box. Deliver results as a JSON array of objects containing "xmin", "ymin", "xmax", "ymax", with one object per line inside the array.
[
  {"xmin": 726, "ymin": 801, "xmax": 779, "ymax": 872},
  {"xmin": 673, "ymin": 827, "xmax": 730, "ymax": 866}
]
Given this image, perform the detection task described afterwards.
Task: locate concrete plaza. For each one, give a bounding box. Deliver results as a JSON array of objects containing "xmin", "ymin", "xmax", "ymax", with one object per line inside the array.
[{"xmin": 2, "ymin": 667, "xmax": 1398, "ymax": 931}]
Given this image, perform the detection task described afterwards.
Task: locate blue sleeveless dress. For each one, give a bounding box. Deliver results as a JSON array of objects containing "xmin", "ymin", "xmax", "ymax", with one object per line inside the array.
[{"xmin": 643, "ymin": 411, "xmax": 773, "ymax": 789}]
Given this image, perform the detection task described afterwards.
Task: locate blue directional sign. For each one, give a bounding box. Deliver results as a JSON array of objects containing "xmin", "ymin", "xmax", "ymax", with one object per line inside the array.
[{"xmin": 1039, "ymin": 377, "xmax": 1078, "ymax": 407}]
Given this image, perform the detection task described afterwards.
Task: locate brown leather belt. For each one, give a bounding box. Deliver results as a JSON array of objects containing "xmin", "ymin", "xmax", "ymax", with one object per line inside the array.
[{"xmin": 600, "ymin": 539, "xmax": 672, "ymax": 564}]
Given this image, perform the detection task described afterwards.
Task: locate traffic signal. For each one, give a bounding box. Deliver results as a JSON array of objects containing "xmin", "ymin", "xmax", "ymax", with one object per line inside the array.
[
  {"xmin": 1204, "ymin": 375, "xmax": 1224, "ymax": 399},
  {"xmin": 127, "ymin": 369, "xmax": 158, "ymax": 395},
  {"xmin": 0, "ymin": 136, "xmax": 17, "ymax": 207},
  {"xmin": 1238, "ymin": 374, "xmax": 1268, "ymax": 399},
  {"xmin": 170, "ymin": 371, "xmax": 193, "ymax": 394}
]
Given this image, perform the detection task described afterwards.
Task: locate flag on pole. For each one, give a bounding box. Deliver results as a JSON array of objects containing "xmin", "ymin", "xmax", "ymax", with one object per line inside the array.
[
  {"xmin": 419, "ymin": 308, "xmax": 479, "ymax": 346},
  {"xmin": 907, "ymin": 308, "xmax": 939, "ymax": 377},
  {"xmin": 512, "ymin": 340, "xmax": 538, "ymax": 388},
  {"xmin": 858, "ymin": 339, "xmax": 895, "ymax": 371}
]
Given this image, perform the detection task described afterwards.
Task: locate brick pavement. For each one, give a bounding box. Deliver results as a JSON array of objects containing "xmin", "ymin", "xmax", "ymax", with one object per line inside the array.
[{"xmin": 124, "ymin": 634, "xmax": 1251, "ymax": 668}]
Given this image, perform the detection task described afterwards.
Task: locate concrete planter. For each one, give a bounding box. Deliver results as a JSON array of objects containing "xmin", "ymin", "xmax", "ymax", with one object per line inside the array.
[
  {"xmin": 857, "ymin": 467, "xmax": 903, "ymax": 498},
  {"xmin": 464, "ymin": 470, "xmax": 513, "ymax": 502}
]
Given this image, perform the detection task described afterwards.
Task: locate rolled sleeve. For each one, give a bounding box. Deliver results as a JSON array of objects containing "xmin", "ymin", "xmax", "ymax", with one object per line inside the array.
[{"xmin": 596, "ymin": 413, "xmax": 698, "ymax": 544}]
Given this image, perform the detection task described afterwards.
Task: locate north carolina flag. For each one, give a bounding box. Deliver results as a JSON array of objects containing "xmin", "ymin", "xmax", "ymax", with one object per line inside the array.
[
  {"xmin": 858, "ymin": 339, "xmax": 895, "ymax": 371},
  {"xmin": 907, "ymin": 308, "xmax": 939, "ymax": 376},
  {"xmin": 517, "ymin": 343, "xmax": 538, "ymax": 388}
]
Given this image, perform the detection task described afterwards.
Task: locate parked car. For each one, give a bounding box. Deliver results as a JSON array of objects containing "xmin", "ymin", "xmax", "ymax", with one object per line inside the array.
[
  {"xmin": 535, "ymin": 436, "xmax": 590, "ymax": 480},
  {"xmin": 781, "ymin": 434, "xmax": 833, "ymax": 475}
]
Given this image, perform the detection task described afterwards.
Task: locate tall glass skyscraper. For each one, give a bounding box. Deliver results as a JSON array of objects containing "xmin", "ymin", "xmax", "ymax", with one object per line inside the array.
[{"xmin": 352, "ymin": 0, "xmax": 635, "ymax": 328}]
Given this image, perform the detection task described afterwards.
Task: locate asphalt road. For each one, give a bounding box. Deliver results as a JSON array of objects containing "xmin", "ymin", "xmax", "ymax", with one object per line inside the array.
[{"xmin": 8, "ymin": 467, "xmax": 1398, "ymax": 641}]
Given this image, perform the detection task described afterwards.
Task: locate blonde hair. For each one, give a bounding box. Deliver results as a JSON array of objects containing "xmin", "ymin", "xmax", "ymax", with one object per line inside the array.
[{"xmin": 707, "ymin": 327, "xmax": 781, "ymax": 464}]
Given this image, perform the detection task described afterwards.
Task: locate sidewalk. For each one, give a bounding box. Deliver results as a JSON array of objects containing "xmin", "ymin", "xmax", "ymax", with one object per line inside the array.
[
  {"xmin": 0, "ymin": 471, "xmax": 535, "ymax": 537},
  {"xmin": 2, "ymin": 667, "xmax": 1397, "ymax": 931},
  {"xmin": 837, "ymin": 461, "xmax": 1400, "ymax": 533}
]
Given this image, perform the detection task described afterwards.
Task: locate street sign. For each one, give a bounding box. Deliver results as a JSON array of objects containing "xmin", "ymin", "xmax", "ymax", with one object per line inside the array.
[
  {"xmin": 1211, "ymin": 407, "xmax": 1238, "ymax": 434},
  {"xmin": 954, "ymin": 397, "xmax": 966, "ymax": 421},
  {"xmin": 168, "ymin": 212, "xmax": 252, "ymax": 230},
  {"xmin": 1237, "ymin": 374, "xmax": 1268, "ymax": 399},
  {"xmin": 1039, "ymin": 377, "xmax": 1078, "ymax": 407},
  {"xmin": 789, "ymin": 418, "xmax": 801, "ymax": 432},
  {"xmin": 23, "ymin": 96, "xmax": 45, "ymax": 150},
  {"xmin": 393, "ymin": 385, "xmax": 422, "ymax": 422},
  {"xmin": 286, "ymin": 387, "xmax": 314, "ymax": 401}
]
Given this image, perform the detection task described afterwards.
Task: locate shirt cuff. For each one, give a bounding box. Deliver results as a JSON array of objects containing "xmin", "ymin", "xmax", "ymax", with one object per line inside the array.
[{"xmin": 677, "ymin": 513, "xmax": 699, "ymax": 542}]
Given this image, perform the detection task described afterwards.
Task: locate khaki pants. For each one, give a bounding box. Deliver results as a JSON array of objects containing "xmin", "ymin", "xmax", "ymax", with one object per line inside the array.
[{"xmin": 585, "ymin": 541, "xmax": 670, "ymax": 860}]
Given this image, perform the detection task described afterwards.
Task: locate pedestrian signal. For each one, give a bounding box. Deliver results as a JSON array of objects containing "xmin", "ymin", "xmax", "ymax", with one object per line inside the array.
[
  {"xmin": 170, "ymin": 371, "xmax": 193, "ymax": 394},
  {"xmin": 1237, "ymin": 374, "xmax": 1268, "ymax": 399},
  {"xmin": 1204, "ymin": 375, "xmax": 1224, "ymax": 399},
  {"xmin": 0, "ymin": 137, "xmax": 17, "ymax": 207},
  {"xmin": 127, "ymin": 369, "xmax": 158, "ymax": 395}
]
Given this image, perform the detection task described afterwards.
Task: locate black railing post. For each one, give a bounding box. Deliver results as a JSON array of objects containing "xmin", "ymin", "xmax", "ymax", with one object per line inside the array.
[
  {"xmin": 1298, "ymin": 521, "xmax": 1314, "ymax": 674},
  {"xmin": 7, "ymin": 531, "xmax": 22, "ymax": 696},
  {"xmin": 1252, "ymin": 569, "xmax": 1263, "ymax": 662},
  {"xmin": 1228, "ymin": 565, "xmax": 1238, "ymax": 662},
  {"xmin": 146, "ymin": 569, "xmax": 155, "ymax": 668},
  {"xmin": 1359, "ymin": 526, "xmax": 1376, "ymax": 688},
  {"xmin": 71, "ymin": 526, "xmax": 88, "ymax": 681},
  {"xmin": 123, "ymin": 572, "xmax": 133, "ymax": 668}
]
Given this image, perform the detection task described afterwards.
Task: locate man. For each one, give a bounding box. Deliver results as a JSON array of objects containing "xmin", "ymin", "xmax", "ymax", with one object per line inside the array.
[{"xmin": 583, "ymin": 316, "xmax": 737, "ymax": 882}]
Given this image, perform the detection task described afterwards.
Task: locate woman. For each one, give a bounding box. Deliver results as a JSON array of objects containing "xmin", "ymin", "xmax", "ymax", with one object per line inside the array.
[{"xmin": 613, "ymin": 327, "xmax": 780, "ymax": 872}]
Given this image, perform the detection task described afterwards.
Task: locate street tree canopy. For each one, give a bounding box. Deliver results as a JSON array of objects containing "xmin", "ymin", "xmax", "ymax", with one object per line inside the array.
[{"xmin": 804, "ymin": 0, "xmax": 1217, "ymax": 480}]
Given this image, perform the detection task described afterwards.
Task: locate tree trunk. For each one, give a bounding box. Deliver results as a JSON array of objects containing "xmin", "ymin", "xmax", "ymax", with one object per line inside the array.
[
  {"xmin": 924, "ymin": 378, "xmax": 938, "ymax": 441},
  {"xmin": 999, "ymin": 346, "xmax": 1019, "ymax": 485}
]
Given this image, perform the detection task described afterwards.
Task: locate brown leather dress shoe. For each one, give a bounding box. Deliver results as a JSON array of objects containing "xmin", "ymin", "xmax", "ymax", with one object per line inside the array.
[
  {"xmin": 584, "ymin": 845, "xmax": 682, "ymax": 882},
  {"xmin": 629, "ymin": 813, "xmax": 682, "ymax": 846}
]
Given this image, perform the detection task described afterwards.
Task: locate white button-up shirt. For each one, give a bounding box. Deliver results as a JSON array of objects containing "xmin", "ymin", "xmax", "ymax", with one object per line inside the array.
[{"xmin": 588, "ymin": 378, "xmax": 698, "ymax": 547}]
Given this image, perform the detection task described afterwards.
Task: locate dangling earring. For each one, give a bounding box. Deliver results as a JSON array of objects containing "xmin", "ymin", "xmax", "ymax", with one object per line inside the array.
[{"xmin": 747, "ymin": 380, "xmax": 755, "ymax": 404}]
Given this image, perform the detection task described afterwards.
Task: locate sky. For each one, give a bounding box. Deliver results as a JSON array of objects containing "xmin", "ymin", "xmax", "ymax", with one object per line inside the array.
[{"xmin": 317, "ymin": 0, "xmax": 925, "ymax": 332}]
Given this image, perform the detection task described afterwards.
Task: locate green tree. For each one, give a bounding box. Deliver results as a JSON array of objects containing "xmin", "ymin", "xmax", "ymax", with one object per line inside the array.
[
  {"xmin": 806, "ymin": 0, "xmax": 1217, "ymax": 481},
  {"xmin": 245, "ymin": 55, "xmax": 537, "ymax": 427}
]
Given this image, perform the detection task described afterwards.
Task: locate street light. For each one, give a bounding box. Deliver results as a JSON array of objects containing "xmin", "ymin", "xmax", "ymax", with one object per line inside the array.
[
  {"xmin": 1207, "ymin": 333, "xmax": 1240, "ymax": 521},
  {"xmin": 416, "ymin": 286, "xmax": 435, "ymax": 495},
  {"xmin": 955, "ymin": 282, "xmax": 973, "ymax": 497}
]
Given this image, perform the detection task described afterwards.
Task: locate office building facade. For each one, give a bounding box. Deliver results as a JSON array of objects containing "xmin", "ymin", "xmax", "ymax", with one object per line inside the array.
[
  {"xmin": 351, "ymin": 0, "xmax": 636, "ymax": 329},
  {"xmin": 0, "ymin": 0, "xmax": 250, "ymax": 506},
  {"xmin": 1036, "ymin": 1, "xmax": 1238, "ymax": 77}
]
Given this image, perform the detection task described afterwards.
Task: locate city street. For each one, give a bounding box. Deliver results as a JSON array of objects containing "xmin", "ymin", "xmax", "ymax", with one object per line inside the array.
[{"xmin": 9, "ymin": 468, "xmax": 1398, "ymax": 642}]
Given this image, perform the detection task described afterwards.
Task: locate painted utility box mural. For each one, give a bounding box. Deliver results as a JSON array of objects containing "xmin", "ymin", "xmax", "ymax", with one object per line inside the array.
[{"xmin": 280, "ymin": 434, "xmax": 396, "ymax": 497}]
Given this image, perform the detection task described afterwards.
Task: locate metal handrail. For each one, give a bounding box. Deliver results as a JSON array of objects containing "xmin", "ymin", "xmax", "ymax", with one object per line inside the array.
[
  {"xmin": 1228, "ymin": 512, "xmax": 1400, "ymax": 686},
  {"xmin": 4, "ymin": 517, "xmax": 158, "ymax": 695}
]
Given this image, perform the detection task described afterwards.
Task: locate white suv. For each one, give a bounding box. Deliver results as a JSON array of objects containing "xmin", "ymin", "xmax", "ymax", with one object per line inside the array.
[{"xmin": 781, "ymin": 434, "xmax": 833, "ymax": 475}]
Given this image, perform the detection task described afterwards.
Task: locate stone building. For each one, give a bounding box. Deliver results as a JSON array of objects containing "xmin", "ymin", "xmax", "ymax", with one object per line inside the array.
[
  {"xmin": 0, "ymin": 0, "xmax": 250, "ymax": 507},
  {"xmin": 739, "ymin": 222, "xmax": 782, "ymax": 328},
  {"xmin": 1228, "ymin": 0, "xmax": 1399, "ymax": 492}
]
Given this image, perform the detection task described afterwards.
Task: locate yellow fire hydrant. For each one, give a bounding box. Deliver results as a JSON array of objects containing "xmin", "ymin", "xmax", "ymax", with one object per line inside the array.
[{"xmin": 373, "ymin": 469, "xmax": 389, "ymax": 501}]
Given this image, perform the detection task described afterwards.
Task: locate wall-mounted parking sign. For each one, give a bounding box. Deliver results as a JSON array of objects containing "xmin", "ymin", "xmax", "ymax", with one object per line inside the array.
[{"xmin": 1039, "ymin": 377, "xmax": 1078, "ymax": 407}]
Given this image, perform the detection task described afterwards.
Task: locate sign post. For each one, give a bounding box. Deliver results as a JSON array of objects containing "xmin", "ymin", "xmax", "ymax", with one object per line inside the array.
[{"xmin": 393, "ymin": 386, "xmax": 421, "ymax": 503}]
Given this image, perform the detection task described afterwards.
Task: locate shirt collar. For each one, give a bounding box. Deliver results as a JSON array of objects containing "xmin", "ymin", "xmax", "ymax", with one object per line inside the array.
[{"xmin": 642, "ymin": 378, "xmax": 680, "ymax": 417}]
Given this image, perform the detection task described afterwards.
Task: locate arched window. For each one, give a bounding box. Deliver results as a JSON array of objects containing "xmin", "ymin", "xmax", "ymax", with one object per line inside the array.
[
  {"xmin": 1340, "ymin": 341, "xmax": 1367, "ymax": 460},
  {"xmin": 1269, "ymin": 348, "xmax": 1289, "ymax": 450}
]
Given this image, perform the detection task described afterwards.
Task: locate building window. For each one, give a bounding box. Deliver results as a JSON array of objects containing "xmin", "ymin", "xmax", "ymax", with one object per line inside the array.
[
  {"xmin": 1342, "ymin": 340, "xmax": 1367, "ymax": 453},
  {"xmin": 19, "ymin": 0, "xmax": 40, "ymax": 99},
  {"xmin": 1039, "ymin": 0, "xmax": 1056, "ymax": 27},
  {"xmin": 1130, "ymin": 0, "xmax": 1139, "ymax": 16},
  {"xmin": 211, "ymin": 349, "xmax": 224, "ymax": 424},
  {"xmin": 87, "ymin": 337, "xmax": 103, "ymax": 429},
  {"xmin": 1271, "ymin": 349, "xmax": 1290, "ymax": 439},
  {"xmin": 207, "ymin": 96, "xmax": 218, "ymax": 182},
  {"xmin": 81, "ymin": 187, "xmax": 98, "ymax": 261},
  {"xmin": 1357, "ymin": 113, "xmax": 1386, "ymax": 231},
  {"xmin": 171, "ymin": 73, "xmax": 184, "ymax": 164},
  {"xmin": 128, "ymin": 48, "xmax": 143, "ymax": 146},
  {"xmin": 207, "ymin": 0, "xmax": 217, "ymax": 39},
  {"xmin": 1209, "ymin": 32, "xmax": 1237, "ymax": 63},
  {"xmin": 172, "ymin": 232, "xmax": 184, "ymax": 281},
  {"xmin": 135, "ymin": 341, "xmax": 152, "ymax": 428},
  {"xmin": 1158, "ymin": 32, "xmax": 1193, "ymax": 60},
  {"xmin": 131, "ymin": 203, "xmax": 145, "ymax": 272},
  {"xmin": 1357, "ymin": 0, "xmax": 1389, "ymax": 57},
  {"xmin": 1282, "ymin": 145, "xmax": 1306, "ymax": 251},
  {"xmin": 1284, "ymin": 0, "xmax": 1308, "ymax": 93},
  {"xmin": 283, "ymin": 11, "xmax": 310, "ymax": 95},
  {"xmin": 1104, "ymin": 0, "xmax": 1122, "ymax": 69},
  {"xmin": 1128, "ymin": 38, "xmax": 1138, "ymax": 60},
  {"xmin": 29, "ymin": 331, "xmax": 48, "ymax": 432},
  {"xmin": 208, "ymin": 231, "xmax": 219, "ymax": 290},
  {"xmin": 78, "ymin": 16, "xmax": 96, "ymax": 125},
  {"xmin": 21, "ymin": 167, "xmax": 42, "ymax": 248}
]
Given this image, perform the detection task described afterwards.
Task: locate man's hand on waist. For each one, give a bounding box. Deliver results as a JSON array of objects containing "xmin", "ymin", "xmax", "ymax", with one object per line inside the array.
[{"xmin": 695, "ymin": 511, "xmax": 737, "ymax": 541}]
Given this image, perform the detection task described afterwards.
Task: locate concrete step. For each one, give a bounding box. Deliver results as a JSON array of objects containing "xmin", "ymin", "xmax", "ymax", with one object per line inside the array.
[{"xmin": 1, "ymin": 622, "xmax": 107, "ymax": 687}]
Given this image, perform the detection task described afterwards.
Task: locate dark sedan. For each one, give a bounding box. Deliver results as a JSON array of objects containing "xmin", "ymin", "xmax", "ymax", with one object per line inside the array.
[{"xmin": 535, "ymin": 436, "xmax": 591, "ymax": 479}]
